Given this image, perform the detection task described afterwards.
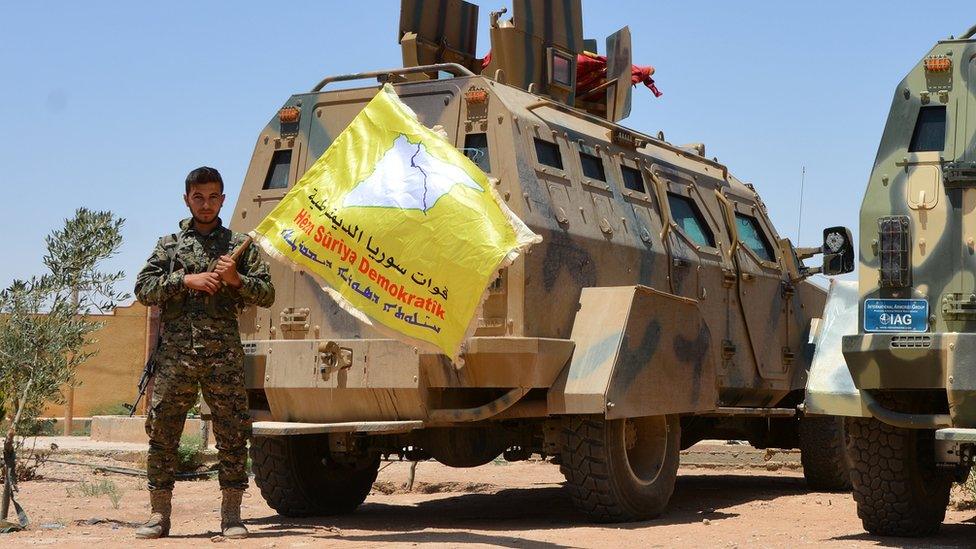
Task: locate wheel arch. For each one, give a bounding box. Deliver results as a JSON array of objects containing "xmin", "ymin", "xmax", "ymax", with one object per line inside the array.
[{"xmin": 547, "ymin": 285, "xmax": 719, "ymax": 418}]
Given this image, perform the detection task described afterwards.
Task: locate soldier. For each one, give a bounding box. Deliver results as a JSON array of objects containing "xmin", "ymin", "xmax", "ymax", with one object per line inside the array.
[{"xmin": 133, "ymin": 166, "xmax": 275, "ymax": 539}]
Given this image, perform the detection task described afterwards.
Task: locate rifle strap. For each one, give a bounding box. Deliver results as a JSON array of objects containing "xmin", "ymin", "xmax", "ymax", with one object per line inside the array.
[{"xmin": 163, "ymin": 232, "xmax": 185, "ymax": 277}]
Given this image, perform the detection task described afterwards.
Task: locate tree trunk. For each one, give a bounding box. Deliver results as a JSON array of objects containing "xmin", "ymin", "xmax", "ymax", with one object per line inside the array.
[
  {"xmin": 1, "ymin": 428, "xmax": 14, "ymax": 520},
  {"xmin": 2, "ymin": 375, "xmax": 34, "ymax": 519},
  {"xmin": 62, "ymin": 288, "xmax": 80, "ymax": 436}
]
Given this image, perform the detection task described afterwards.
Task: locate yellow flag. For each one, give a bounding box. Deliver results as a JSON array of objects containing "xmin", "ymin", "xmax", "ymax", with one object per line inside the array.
[{"xmin": 251, "ymin": 84, "xmax": 540, "ymax": 358}]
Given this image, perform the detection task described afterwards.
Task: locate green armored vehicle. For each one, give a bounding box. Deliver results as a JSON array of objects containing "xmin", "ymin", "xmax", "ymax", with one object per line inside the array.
[
  {"xmin": 806, "ymin": 23, "xmax": 976, "ymax": 537},
  {"xmin": 231, "ymin": 0, "xmax": 854, "ymax": 522}
]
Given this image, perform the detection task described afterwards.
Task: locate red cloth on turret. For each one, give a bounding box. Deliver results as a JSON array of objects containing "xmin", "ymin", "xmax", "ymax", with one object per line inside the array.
[{"xmin": 482, "ymin": 51, "xmax": 661, "ymax": 98}]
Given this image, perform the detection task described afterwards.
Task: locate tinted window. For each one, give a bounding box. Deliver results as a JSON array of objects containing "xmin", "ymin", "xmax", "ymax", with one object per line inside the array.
[
  {"xmin": 464, "ymin": 133, "xmax": 491, "ymax": 173},
  {"xmin": 667, "ymin": 193, "xmax": 715, "ymax": 247},
  {"xmin": 735, "ymin": 213, "xmax": 775, "ymax": 262},
  {"xmin": 621, "ymin": 165, "xmax": 646, "ymax": 193},
  {"xmin": 534, "ymin": 138, "xmax": 563, "ymax": 169},
  {"xmin": 580, "ymin": 152, "xmax": 606, "ymax": 181},
  {"xmin": 262, "ymin": 149, "xmax": 292, "ymax": 190},
  {"xmin": 908, "ymin": 106, "xmax": 946, "ymax": 152}
]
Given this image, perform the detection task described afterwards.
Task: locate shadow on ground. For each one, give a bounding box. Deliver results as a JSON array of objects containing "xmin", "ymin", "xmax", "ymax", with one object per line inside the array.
[
  {"xmin": 829, "ymin": 520, "xmax": 976, "ymax": 548},
  {"xmin": 245, "ymin": 473, "xmax": 846, "ymax": 547}
]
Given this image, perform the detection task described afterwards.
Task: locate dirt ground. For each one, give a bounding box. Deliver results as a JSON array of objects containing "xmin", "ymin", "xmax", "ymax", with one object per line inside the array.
[{"xmin": 3, "ymin": 444, "xmax": 976, "ymax": 548}]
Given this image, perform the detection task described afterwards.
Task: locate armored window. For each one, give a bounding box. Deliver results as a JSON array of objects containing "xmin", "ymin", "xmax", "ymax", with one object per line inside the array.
[
  {"xmin": 549, "ymin": 49, "xmax": 574, "ymax": 87},
  {"xmin": 621, "ymin": 165, "xmax": 646, "ymax": 193},
  {"xmin": 262, "ymin": 149, "xmax": 292, "ymax": 190},
  {"xmin": 908, "ymin": 106, "xmax": 946, "ymax": 152},
  {"xmin": 580, "ymin": 152, "xmax": 606, "ymax": 181},
  {"xmin": 463, "ymin": 133, "xmax": 491, "ymax": 173},
  {"xmin": 735, "ymin": 213, "xmax": 775, "ymax": 262},
  {"xmin": 534, "ymin": 138, "xmax": 563, "ymax": 169},
  {"xmin": 667, "ymin": 193, "xmax": 715, "ymax": 247}
]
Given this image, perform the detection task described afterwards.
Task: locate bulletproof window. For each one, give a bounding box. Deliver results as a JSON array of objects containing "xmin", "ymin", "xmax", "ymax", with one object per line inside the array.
[
  {"xmin": 908, "ymin": 106, "xmax": 946, "ymax": 152},
  {"xmin": 534, "ymin": 138, "xmax": 563, "ymax": 169},
  {"xmin": 463, "ymin": 133, "xmax": 491, "ymax": 173},
  {"xmin": 262, "ymin": 149, "xmax": 292, "ymax": 190},
  {"xmin": 735, "ymin": 213, "xmax": 775, "ymax": 262},
  {"xmin": 580, "ymin": 152, "xmax": 606, "ymax": 181},
  {"xmin": 621, "ymin": 165, "xmax": 646, "ymax": 193},
  {"xmin": 667, "ymin": 193, "xmax": 715, "ymax": 247},
  {"xmin": 550, "ymin": 50, "xmax": 574, "ymax": 87}
]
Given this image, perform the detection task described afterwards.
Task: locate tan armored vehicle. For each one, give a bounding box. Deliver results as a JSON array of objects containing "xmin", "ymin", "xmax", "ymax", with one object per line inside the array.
[
  {"xmin": 807, "ymin": 24, "xmax": 976, "ymax": 537},
  {"xmin": 230, "ymin": 0, "xmax": 854, "ymax": 522}
]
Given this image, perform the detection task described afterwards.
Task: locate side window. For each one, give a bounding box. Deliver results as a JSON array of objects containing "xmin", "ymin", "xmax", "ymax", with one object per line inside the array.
[
  {"xmin": 579, "ymin": 151, "xmax": 606, "ymax": 181},
  {"xmin": 463, "ymin": 133, "xmax": 491, "ymax": 173},
  {"xmin": 908, "ymin": 105, "xmax": 946, "ymax": 152},
  {"xmin": 262, "ymin": 149, "xmax": 292, "ymax": 190},
  {"xmin": 534, "ymin": 138, "xmax": 563, "ymax": 169},
  {"xmin": 667, "ymin": 193, "xmax": 715, "ymax": 247},
  {"xmin": 734, "ymin": 213, "xmax": 775, "ymax": 262},
  {"xmin": 621, "ymin": 165, "xmax": 646, "ymax": 193}
]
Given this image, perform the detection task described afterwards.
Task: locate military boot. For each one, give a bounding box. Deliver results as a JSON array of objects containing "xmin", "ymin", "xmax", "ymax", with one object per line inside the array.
[
  {"xmin": 135, "ymin": 489, "xmax": 171, "ymax": 539},
  {"xmin": 220, "ymin": 488, "xmax": 248, "ymax": 539}
]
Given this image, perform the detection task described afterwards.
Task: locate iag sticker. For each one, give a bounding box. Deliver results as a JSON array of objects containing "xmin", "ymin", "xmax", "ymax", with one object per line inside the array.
[{"xmin": 863, "ymin": 299, "xmax": 928, "ymax": 333}]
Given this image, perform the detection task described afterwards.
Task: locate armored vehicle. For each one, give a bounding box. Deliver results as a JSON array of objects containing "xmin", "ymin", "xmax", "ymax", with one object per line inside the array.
[
  {"xmin": 230, "ymin": 0, "xmax": 854, "ymax": 522},
  {"xmin": 806, "ymin": 24, "xmax": 976, "ymax": 537}
]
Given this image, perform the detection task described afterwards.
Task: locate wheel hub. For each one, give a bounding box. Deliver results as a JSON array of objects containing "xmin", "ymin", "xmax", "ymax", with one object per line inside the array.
[{"xmin": 623, "ymin": 416, "xmax": 669, "ymax": 486}]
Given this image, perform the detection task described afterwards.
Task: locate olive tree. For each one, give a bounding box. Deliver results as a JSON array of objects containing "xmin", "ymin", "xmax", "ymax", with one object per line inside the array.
[{"xmin": 0, "ymin": 208, "xmax": 127, "ymax": 523}]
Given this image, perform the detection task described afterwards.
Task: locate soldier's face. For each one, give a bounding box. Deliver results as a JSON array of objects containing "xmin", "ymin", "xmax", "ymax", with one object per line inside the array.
[{"xmin": 184, "ymin": 182, "xmax": 225, "ymax": 225}]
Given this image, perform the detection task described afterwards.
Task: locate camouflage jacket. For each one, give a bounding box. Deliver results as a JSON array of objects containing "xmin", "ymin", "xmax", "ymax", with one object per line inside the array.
[{"xmin": 135, "ymin": 218, "xmax": 275, "ymax": 354}]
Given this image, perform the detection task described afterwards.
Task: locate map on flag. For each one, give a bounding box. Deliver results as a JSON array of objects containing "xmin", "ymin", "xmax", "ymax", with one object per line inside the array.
[{"xmin": 250, "ymin": 84, "xmax": 540, "ymax": 359}]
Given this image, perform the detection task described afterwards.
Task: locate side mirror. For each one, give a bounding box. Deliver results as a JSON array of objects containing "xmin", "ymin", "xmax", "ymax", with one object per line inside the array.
[{"xmin": 821, "ymin": 226, "xmax": 854, "ymax": 276}]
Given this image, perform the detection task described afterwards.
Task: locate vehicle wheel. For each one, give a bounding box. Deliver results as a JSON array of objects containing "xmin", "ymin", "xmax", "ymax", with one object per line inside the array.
[
  {"xmin": 846, "ymin": 415, "xmax": 952, "ymax": 536},
  {"xmin": 250, "ymin": 434, "xmax": 379, "ymax": 517},
  {"xmin": 560, "ymin": 415, "xmax": 680, "ymax": 522},
  {"xmin": 799, "ymin": 414, "xmax": 852, "ymax": 491}
]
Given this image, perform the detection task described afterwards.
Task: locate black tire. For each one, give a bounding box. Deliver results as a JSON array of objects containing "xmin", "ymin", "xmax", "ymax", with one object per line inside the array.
[
  {"xmin": 799, "ymin": 415, "xmax": 852, "ymax": 491},
  {"xmin": 846, "ymin": 415, "xmax": 952, "ymax": 536},
  {"xmin": 560, "ymin": 415, "xmax": 680, "ymax": 522},
  {"xmin": 250, "ymin": 435, "xmax": 379, "ymax": 517}
]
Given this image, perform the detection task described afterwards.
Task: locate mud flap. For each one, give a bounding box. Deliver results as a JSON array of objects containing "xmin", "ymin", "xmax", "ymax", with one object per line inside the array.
[
  {"xmin": 548, "ymin": 285, "xmax": 717, "ymax": 419},
  {"xmin": 805, "ymin": 279, "xmax": 869, "ymax": 417}
]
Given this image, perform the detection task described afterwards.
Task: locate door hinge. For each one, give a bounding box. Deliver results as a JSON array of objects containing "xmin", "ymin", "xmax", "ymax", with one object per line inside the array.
[
  {"xmin": 781, "ymin": 347, "xmax": 795, "ymax": 366},
  {"xmin": 722, "ymin": 339, "xmax": 736, "ymax": 360},
  {"xmin": 722, "ymin": 269, "xmax": 737, "ymax": 288},
  {"xmin": 781, "ymin": 281, "xmax": 795, "ymax": 300}
]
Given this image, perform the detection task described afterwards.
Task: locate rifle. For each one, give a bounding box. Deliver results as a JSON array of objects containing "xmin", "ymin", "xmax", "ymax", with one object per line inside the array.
[
  {"xmin": 125, "ymin": 331, "xmax": 160, "ymax": 417},
  {"xmin": 125, "ymin": 236, "xmax": 253, "ymax": 416}
]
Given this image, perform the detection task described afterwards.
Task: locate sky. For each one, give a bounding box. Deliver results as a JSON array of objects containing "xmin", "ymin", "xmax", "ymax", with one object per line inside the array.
[{"xmin": 1, "ymin": 1, "xmax": 973, "ymax": 299}]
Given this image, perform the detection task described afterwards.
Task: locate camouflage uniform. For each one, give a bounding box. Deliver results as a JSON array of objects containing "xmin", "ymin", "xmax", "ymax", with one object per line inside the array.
[{"xmin": 135, "ymin": 217, "xmax": 274, "ymax": 492}]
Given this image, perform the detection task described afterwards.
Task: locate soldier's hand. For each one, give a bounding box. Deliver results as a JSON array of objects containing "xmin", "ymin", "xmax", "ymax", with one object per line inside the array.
[
  {"xmin": 184, "ymin": 272, "xmax": 222, "ymax": 295},
  {"xmin": 215, "ymin": 255, "xmax": 243, "ymax": 288}
]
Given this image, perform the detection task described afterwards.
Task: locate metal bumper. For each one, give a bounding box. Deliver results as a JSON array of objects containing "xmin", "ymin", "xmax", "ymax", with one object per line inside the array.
[
  {"xmin": 245, "ymin": 336, "xmax": 574, "ymax": 424},
  {"xmin": 842, "ymin": 332, "xmax": 976, "ymax": 427}
]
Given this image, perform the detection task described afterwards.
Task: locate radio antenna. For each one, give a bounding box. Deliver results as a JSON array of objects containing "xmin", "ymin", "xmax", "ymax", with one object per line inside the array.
[{"xmin": 796, "ymin": 166, "xmax": 806, "ymax": 243}]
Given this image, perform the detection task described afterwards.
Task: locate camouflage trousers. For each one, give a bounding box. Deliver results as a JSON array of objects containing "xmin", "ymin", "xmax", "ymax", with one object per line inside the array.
[{"xmin": 145, "ymin": 336, "xmax": 250, "ymax": 492}]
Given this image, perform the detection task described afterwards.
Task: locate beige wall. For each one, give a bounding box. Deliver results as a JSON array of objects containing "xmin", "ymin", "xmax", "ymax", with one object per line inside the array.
[{"xmin": 42, "ymin": 302, "xmax": 152, "ymax": 417}]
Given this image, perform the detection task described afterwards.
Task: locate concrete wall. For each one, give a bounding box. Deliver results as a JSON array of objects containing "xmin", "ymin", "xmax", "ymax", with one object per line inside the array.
[{"xmin": 42, "ymin": 302, "xmax": 153, "ymax": 418}]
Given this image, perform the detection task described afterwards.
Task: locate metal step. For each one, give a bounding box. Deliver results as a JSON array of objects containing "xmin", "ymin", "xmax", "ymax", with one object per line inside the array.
[
  {"xmin": 696, "ymin": 407, "xmax": 797, "ymax": 418},
  {"xmin": 252, "ymin": 420, "xmax": 424, "ymax": 436},
  {"xmin": 935, "ymin": 427, "xmax": 976, "ymax": 442}
]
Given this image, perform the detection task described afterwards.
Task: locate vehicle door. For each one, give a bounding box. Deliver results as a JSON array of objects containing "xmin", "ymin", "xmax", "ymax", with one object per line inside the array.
[
  {"xmin": 725, "ymin": 195, "xmax": 791, "ymax": 381},
  {"xmin": 652, "ymin": 165, "xmax": 724, "ymax": 303}
]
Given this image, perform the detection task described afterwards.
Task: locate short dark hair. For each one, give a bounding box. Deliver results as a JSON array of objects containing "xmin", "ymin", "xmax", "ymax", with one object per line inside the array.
[{"xmin": 185, "ymin": 166, "xmax": 224, "ymax": 194}]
